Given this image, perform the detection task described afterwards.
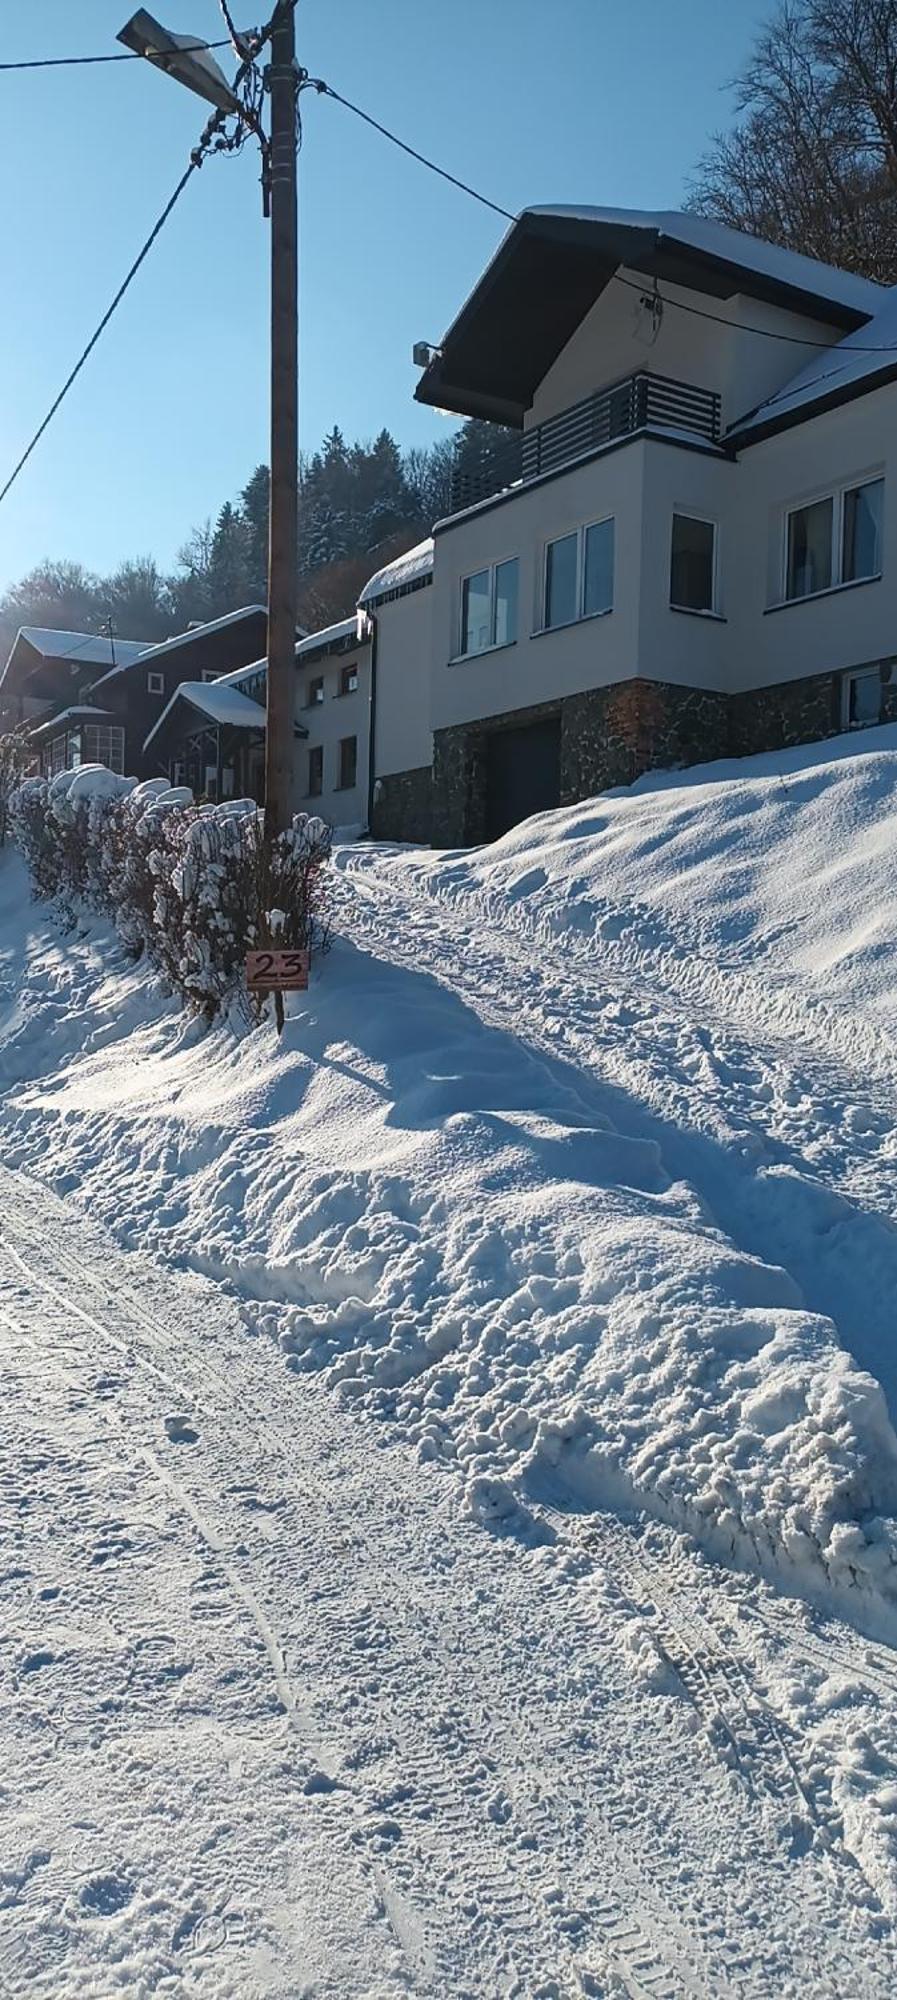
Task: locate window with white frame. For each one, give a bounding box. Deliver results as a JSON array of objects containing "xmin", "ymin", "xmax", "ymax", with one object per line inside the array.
[
  {"xmin": 459, "ymin": 557, "xmax": 519, "ymax": 655},
  {"xmin": 785, "ymin": 477, "xmax": 883, "ymax": 601},
  {"xmin": 543, "ymin": 519, "xmax": 614, "ymax": 630},
  {"xmin": 842, "ymin": 665, "xmax": 884, "ymax": 730},
  {"xmin": 670, "ymin": 514, "xmax": 716, "ymax": 612},
  {"xmin": 147, "ymin": 670, "xmax": 164, "ymax": 694}
]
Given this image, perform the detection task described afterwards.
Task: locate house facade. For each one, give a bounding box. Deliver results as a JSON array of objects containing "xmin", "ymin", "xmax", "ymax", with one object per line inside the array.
[
  {"xmin": 1, "ymin": 606, "xmax": 269, "ymax": 782},
  {"xmin": 364, "ymin": 206, "xmax": 897, "ymax": 846}
]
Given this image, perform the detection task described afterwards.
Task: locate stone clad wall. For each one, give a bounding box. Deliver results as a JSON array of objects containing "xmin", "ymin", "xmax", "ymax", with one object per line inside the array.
[
  {"xmin": 375, "ymin": 665, "xmax": 897, "ymax": 849},
  {"xmin": 370, "ymin": 766, "xmax": 433, "ymax": 844},
  {"xmin": 728, "ymin": 672, "xmax": 839, "ymax": 758}
]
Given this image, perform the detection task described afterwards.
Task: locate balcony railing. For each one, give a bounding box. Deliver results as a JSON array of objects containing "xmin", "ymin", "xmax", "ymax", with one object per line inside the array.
[{"xmin": 447, "ymin": 371, "xmax": 722, "ymax": 516}]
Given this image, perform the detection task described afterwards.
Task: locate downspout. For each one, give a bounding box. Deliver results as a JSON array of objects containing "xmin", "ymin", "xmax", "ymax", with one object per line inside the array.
[{"xmin": 365, "ymin": 607, "xmax": 379, "ymax": 836}]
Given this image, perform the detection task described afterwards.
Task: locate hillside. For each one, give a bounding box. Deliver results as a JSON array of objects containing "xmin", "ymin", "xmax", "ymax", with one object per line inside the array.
[{"xmin": 2, "ymin": 721, "xmax": 897, "ymax": 1993}]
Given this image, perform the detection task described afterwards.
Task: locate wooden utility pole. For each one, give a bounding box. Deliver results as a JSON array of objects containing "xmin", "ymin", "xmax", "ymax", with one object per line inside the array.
[{"xmin": 265, "ymin": 0, "xmax": 299, "ymax": 843}]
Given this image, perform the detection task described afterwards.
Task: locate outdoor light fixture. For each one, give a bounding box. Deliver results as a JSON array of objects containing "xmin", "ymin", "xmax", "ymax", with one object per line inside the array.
[{"xmin": 117, "ymin": 9, "xmax": 242, "ymax": 115}]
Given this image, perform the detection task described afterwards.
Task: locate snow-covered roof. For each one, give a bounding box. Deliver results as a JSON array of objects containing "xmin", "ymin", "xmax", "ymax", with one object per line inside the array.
[
  {"xmin": 296, "ymin": 616, "xmax": 360, "ymax": 656},
  {"xmin": 7, "ymin": 627, "xmax": 148, "ymax": 673},
  {"xmin": 415, "ymin": 206, "xmax": 885, "ymax": 425},
  {"xmin": 217, "ymin": 655, "xmax": 267, "ymax": 688},
  {"xmin": 27, "ymin": 705, "xmax": 112, "ymax": 736},
  {"xmin": 143, "ymin": 678, "xmax": 266, "ymax": 752},
  {"xmin": 528, "ymin": 207, "xmax": 884, "ymax": 321},
  {"xmin": 137, "ymin": 605, "xmax": 267, "ymax": 665},
  {"xmin": 730, "ymin": 284, "xmax": 897, "ymax": 442},
  {"xmin": 358, "ymin": 539, "xmax": 434, "ymax": 606}
]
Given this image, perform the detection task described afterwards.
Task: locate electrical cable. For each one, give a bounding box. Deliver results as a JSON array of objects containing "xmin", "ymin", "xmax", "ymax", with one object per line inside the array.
[
  {"xmin": 303, "ymin": 78, "xmax": 516, "ymax": 225},
  {"xmin": 0, "ymin": 159, "xmax": 201, "ymax": 511},
  {"xmin": 0, "ymin": 42, "xmax": 231, "ymax": 71},
  {"xmin": 308, "ymin": 79, "xmax": 897, "ymax": 361}
]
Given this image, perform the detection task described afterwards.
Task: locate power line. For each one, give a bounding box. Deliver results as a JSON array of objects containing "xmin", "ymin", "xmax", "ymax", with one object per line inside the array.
[
  {"xmin": 308, "ymin": 81, "xmax": 897, "ymax": 362},
  {"xmin": 303, "ymin": 77, "xmax": 516, "ymax": 225},
  {"xmin": 0, "ymin": 160, "xmax": 200, "ymax": 511},
  {"xmin": 0, "ymin": 41, "xmax": 231, "ymax": 71}
]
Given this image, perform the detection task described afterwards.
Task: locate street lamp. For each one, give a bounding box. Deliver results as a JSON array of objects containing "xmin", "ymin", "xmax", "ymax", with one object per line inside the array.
[
  {"xmin": 119, "ymin": 4, "xmax": 299, "ymax": 856},
  {"xmin": 117, "ymin": 10, "xmax": 242, "ymax": 115}
]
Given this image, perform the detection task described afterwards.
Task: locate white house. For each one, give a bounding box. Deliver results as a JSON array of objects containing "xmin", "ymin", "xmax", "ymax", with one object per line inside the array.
[{"xmin": 362, "ymin": 205, "xmax": 896, "ymax": 846}]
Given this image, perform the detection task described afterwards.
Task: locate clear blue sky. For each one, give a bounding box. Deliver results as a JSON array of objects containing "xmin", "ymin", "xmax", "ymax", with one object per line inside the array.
[{"xmin": 0, "ymin": 0, "xmax": 766, "ymax": 592}]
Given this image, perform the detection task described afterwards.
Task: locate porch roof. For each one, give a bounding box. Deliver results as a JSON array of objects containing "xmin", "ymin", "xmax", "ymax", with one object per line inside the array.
[
  {"xmin": 143, "ymin": 679, "xmax": 267, "ymax": 752},
  {"xmin": 28, "ymin": 704, "xmax": 113, "ymax": 737}
]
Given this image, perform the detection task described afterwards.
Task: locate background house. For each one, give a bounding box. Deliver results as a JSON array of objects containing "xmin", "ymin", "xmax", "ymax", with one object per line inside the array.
[{"xmin": 0, "ymin": 606, "xmax": 269, "ymax": 781}]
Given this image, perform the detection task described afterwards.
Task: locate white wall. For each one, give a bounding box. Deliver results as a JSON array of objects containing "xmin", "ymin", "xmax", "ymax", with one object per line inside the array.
[
  {"xmin": 724, "ymin": 385, "xmax": 895, "ymax": 693},
  {"xmin": 293, "ymin": 641, "xmax": 371, "ymax": 829},
  {"xmin": 372, "ymin": 583, "xmax": 433, "ymax": 777},
  {"xmin": 528, "ymin": 272, "xmax": 841, "ymax": 435}
]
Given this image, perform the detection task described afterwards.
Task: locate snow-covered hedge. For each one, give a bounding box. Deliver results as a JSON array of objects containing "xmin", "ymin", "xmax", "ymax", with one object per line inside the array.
[
  {"xmin": 8, "ymin": 766, "xmax": 331, "ymax": 1018},
  {"xmin": 0, "ymin": 726, "xmax": 31, "ymax": 849}
]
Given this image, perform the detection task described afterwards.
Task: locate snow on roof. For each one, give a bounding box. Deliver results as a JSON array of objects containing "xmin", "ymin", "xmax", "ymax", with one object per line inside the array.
[
  {"xmin": 28, "ymin": 705, "xmax": 112, "ymax": 736},
  {"xmin": 730, "ymin": 284, "xmax": 897, "ymax": 440},
  {"xmin": 217, "ymin": 655, "xmax": 267, "ymax": 688},
  {"xmin": 137, "ymin": 605, "xmax": 267, "ymax": 664},
  {"xmin": 358, "ymin": 539, "xmax": 434, "ymax": 606},
  {"xmin": 528, "ymin": 206, "xmax": 885, "ymax": 319},
  {"xmin": 296, "ymin": 616, "xmax": 360, "ymax": 656},
  {"xmin": 143, "ymin": 678, "xmax": 266, "ymax": 752},
  {"xmin": 12, "ymin": 628, "xmax": 148, "ymax": 669}
]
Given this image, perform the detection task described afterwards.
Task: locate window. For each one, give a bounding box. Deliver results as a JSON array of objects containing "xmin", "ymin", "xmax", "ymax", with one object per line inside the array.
[
  {"xmin": 201, "ymin": 670, "xmax": 219, "ymax": 684},
  {"xmin": 308, "ymin": 676, "xmax": 325, "ymax": 706},
  {"xmin": 785, "ymin": 478, "xmax": 883, "ymax": 601},
  {"xmin": 147, "ymin": 670, "xmax": 164, "ymax": 695},
  {"xmin": 83, "ymin": 725, "xmax": 124, "ymax": 774},
  {"xmin": 338, "ymin": 736, "xmax": 358, "ymax": 790},
  {"xmin": 786, "ymin": 497, "xmax": 833, "ymax": 599},
  {"xmin": 670, "ymin": 514, "xmax": 716, "ymax": 612},
  {"xmin": 340, "ymin": 662, "xmax": 359, "ymax": 696},
  {"xmin": 544, "ymin": 520, "xmax": 614, "ymax": 629},
  {"xmin": 307, "ymin": 744, "xmax": 323, "ymax": 796},
  {"xmin": 842, "ymin": 479, "xmax": 883, "ymax": 583},
  {"xmin": 843, "ymin": 666, "xmax": 884, "ymax": 729},
  {"xmin": 459, "ymin": 558, "xmax": 519, "ymax": 655}
]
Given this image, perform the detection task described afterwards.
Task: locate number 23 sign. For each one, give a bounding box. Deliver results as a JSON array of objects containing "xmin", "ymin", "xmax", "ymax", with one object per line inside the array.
[{"xmin": 245, "ymin": 949, "xmax": 310, "ymax": 992}]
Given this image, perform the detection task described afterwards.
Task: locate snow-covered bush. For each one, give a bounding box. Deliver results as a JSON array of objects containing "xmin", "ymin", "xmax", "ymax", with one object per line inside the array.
[
  {"xmin": 8, "ymin": 766, "xmax": 332, "ymax": 1019},
  {"xmin": 0, "ymin": 726, "xmax": 31, "ymax": 848}
]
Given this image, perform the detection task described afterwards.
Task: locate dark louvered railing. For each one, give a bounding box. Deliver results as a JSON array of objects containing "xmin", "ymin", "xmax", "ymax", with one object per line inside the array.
[{"xmin": 448, "ymin": 371, "xmax": 721, "ymax": 516}]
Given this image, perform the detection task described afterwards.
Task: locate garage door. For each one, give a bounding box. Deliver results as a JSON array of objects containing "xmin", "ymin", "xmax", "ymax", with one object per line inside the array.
[{"xmin": 484, "ymin": 717, "xmax": 561, "ymax": 841}]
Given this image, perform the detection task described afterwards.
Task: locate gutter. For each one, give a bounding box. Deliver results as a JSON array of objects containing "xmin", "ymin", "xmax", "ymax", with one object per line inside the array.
[{"xmin": 366, "ymin": 610, "xmax": 379, "ymax": 834}]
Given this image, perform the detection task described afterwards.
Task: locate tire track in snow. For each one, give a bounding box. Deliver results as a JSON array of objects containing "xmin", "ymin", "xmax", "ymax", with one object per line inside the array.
[
  {"xmin": 539, "ymin": 1499, "xmax": 889, "ymax": 1981},
  {"xmin": 0, "ymin": 1168, "xmax": 722, "ymax": 2000}
]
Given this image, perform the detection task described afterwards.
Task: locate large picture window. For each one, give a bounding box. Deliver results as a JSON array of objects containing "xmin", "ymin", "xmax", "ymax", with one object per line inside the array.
[
  {"xmin": 785, "ymin": 478, "xmax": 883, "ymax": 601},
  {"xmin": 670, "ymin": 514, "xmax": 716, "ymax": 612},
  {"xmin": 460, "ymin": 558, "xmax": 519, "ymax": 655},
  {"xmin": 544, "ymin": 519, "xmax": 614, "ymax": 630}
]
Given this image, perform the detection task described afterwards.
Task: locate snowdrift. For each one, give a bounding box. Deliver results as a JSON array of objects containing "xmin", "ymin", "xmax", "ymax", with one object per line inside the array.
[{"xmin": 3, "ymin": 721, "xmax": 897, "ymax": 1632}]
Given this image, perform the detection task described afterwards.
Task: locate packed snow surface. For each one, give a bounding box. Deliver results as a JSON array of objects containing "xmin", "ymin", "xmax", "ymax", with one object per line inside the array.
[{"xmin": 3, "ymin": 723, "xmax": 897, "ymax": 1992}]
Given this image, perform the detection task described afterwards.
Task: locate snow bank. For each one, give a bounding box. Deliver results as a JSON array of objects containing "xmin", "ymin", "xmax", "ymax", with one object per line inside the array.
[
  {"xmin": 381, "ymin": 721, "xmax": 897, "ymax": 1034},
  {"xmin": 3, "ymin": 727, "xmax": 897, "ymax": 1629}
]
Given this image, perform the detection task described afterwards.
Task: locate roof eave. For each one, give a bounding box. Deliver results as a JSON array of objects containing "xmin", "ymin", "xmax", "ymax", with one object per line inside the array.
[{"xmin": 728, "ymin": 360, "xmax": 897, "ymax": 448}]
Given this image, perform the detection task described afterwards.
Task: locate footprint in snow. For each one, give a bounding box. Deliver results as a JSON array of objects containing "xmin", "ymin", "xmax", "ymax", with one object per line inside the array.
[
  {"xmin": 79, "ymin": 1873, "xmax": 134, "ymax": 1917},
  {"xmin": 164, "ymin": 1415, "xmax": 199, "ymax": 1446}
]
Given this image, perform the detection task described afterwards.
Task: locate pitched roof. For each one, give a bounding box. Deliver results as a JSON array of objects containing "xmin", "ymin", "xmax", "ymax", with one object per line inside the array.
[
  {"xmin": 414, "ymin": 207, "xmax": 885, "ymax": 424},
  {"xmin": 729, "ymin": 284, "xmax": 897, "ymax": 443},
  {"xmin": 92, "ymin": 604, "xmax": 267, "ymax": 688},
  {"xmin": 358, "ymin": 539, "xmax": 434, "ymax": 606},
  {"xmin": 27, "ymin": 705, "xmax": 114, "ymax": 736},
  {"xmin": 143, "ymin": 678, "xmax": 267, "ymax": 752},
  {"xmin": 1, "ymin": 627, "xmax": 148, "ymax": 686}
]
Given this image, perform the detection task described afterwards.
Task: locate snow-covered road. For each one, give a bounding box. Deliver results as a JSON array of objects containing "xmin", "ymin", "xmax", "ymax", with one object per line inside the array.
[
  {"xmin": 2, "ymin": 1166, "xmax": 897, "ymax": 1997},
  {"xmin": 4, "ymin": 732, "xmax": 897, "ymax": 1993}
]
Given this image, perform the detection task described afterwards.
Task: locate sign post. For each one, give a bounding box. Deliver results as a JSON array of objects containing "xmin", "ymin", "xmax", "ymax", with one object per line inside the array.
[{"xmin": 245, "ymin": 948, "xmax": 310, "ymax": 993}]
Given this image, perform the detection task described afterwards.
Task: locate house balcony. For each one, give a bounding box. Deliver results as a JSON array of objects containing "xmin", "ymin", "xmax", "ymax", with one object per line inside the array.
[{"xmin": 447, "ymin": 371, "xmax": 722, "ymax": 517}]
